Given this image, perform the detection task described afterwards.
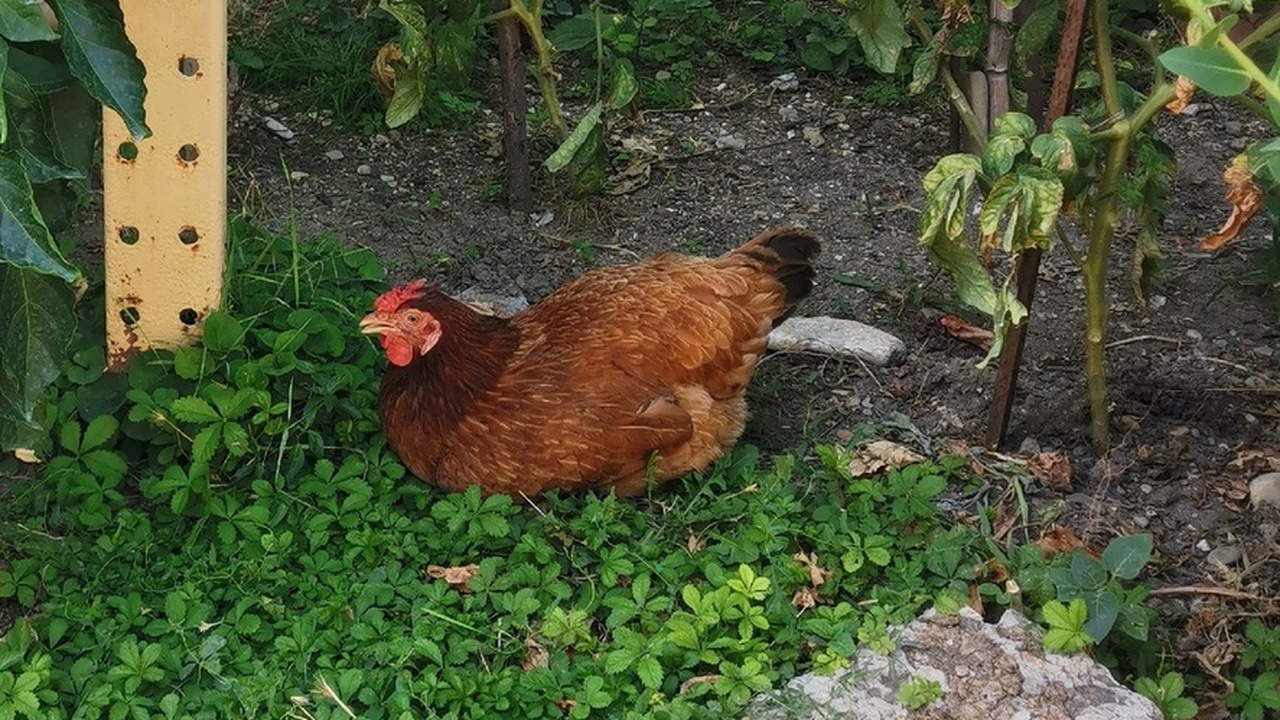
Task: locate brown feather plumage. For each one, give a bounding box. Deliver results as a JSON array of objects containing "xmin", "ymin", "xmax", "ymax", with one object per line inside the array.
[{"xmin": 368, "ymin": 226, "xmax": 820, "ymax": 497}]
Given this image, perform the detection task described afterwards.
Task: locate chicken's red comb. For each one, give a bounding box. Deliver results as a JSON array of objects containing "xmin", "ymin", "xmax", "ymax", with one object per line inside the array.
[{"xmin": 374, "ymin": 279, "xmax": 427, "ymax": 313}]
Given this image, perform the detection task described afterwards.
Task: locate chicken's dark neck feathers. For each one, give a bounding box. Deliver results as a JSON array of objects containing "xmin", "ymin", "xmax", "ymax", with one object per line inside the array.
[{"xmin": 379, "ymin": 289, "xmax": 521, "ymax": 435}]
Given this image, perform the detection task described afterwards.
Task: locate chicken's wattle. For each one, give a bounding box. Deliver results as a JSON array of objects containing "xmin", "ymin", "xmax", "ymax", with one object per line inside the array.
[{"xmin": 381, "ymin": 335, "xmax": 415, "ymax": 367}]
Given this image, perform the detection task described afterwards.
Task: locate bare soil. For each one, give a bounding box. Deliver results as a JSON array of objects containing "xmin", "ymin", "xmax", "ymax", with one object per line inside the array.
[
  {"xmin": 8, "ymin": 60, "xmax": 1279, "ymax": 706},
  {"xmin": 237, "ymin": 61, "xmax": 1279, "ymax": 683}
]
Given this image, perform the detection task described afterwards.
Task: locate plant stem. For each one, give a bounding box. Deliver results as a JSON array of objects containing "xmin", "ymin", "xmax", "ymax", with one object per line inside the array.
[
  {"xmin": 908, "ymin": 11, "xmax": 988, "ymax": 150},
  {"xmin": 488, "ymin": 0, "xmax": 568, "ymax": 139},
  {"xmin": 1081, "ymin": 0, "xmax": 1131, "ymax": 449}
]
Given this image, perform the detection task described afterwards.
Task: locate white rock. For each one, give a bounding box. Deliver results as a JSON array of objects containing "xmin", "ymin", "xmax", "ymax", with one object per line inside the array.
[
  {"xmin": 357, "ymin": 164, "xmax": 372, "ymax": 175},
  {"xmin": 770, "ymin": 72, "xmax": 799, "ymax": 91},
  {"xmin": 747, "ymin": 608, "xmax": 1160, "ymax": 720},
  {"xmin": 1251, "ymin": 472, "xmax": 1280, "ymax": 510},
  {"xmin": 289, "ymin": 171, "xmax": 309, "ymax": 181},
  {"xmin": 768, "ymin": 316, "xmax": 907, "ymax": 367}
]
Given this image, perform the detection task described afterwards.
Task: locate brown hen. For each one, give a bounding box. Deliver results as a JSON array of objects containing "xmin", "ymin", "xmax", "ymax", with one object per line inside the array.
[{"xmin": 359, "ymin": 226, "xmax": 820, "ymax": 497}]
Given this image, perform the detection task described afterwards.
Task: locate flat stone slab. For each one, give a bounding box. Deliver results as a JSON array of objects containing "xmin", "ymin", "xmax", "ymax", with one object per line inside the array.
[
  {"xmin": 768, "ymin": 315, "xmax": 907, "ymax": 367},
  {"xmin": 747, "ymin": 608, "xmax": 1161, "ymax": 720}
]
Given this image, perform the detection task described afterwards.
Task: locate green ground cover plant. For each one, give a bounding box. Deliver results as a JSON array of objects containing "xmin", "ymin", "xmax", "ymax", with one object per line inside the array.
[{"xmin": 0, "ymin": 217, "xmax": 1167, "ymax": 718}]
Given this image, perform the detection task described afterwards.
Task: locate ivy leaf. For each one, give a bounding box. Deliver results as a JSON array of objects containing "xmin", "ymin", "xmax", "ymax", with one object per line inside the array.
[
  {"xmin": 52, "ymin": 0, "xmax": 149, "ymax": 139},
  {"xmin": 846, "ymin": 0, "xmax": 911, "ymax": 75},
  {"xmin": 0, "ymin": 0, "xmax": 58, "ymax": 42},
  {"xmin": 0, "ymin": 152, "xmax": 79, "ymax": 280},
  {"xmin": 0, "ymin": 263, "xmax": 77, "ymax": 430},
  {"xmin": 1158, "ymin": 46, "xmax": 1250, "ymax": 97}
]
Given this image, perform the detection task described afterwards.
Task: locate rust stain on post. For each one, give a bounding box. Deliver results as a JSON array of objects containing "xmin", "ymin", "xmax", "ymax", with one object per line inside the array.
[{"xmin": 103, "ymin": 0, "xmax": 227, "ymax": 371}]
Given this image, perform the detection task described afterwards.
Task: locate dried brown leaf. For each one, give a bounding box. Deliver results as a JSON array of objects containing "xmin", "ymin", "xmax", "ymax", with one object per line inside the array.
[
  {"xmin": 847, "ymin": 440, "xmax": 925, "ymax": 477},
  {"xmin": 1200, "ymin": 157, "xmax": 1263, "ymax": 252},
  {"xmin": 939, "ymin": 314, "xmax": 994, "ymax": 351},
  {"xmin": 792, "ymin": 587, "xmax": 818, "ymax": 610},
  {"xmin": 1026, "ymin": 451, "xmax": 1073, "ymax": 492},
  {"xmin": 1230, "ymin": 448, "xmax": 1280, "ymax": 473},
  {"xmin": 522, "ymin": 639, "xmax": 550, "ymax": 671},
  {"xmin": 1037, "ymin": 526, "xmax": 1088, "ymax": 558},
  {"xmin": 426, "ymin": 564, "xmax": 480, "ymax": 592},
  {"xmin": 372, "ymin": 42, "xmax": 404, "ymax": 102},
  {"xmin": 1165, "ymin": 75, "xmax": 1196, "ymax": 114},
  {"xmin": 686, "ymin": 531, "xmax": 705, "ymax": 556},
  {"xmin": 793, "ymin": 551, "xmax": 831, "ymax": 588}
]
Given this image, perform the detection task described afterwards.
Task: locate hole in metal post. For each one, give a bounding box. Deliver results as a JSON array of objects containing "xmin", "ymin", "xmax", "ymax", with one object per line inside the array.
[
  {"xmin": 178, "ymin": 144, "xmax": 199, "ymax": 163},
  {"xmin": 120, "ymin": 307, "xmax": 140, "ymax": 326},
  {"xmin": 179, "ymin": 227, "xmax": 199, "ymax": 245},
  {"xmin": 178, "ymin": 56, "xmax": 200, "ymax": 76},
  {"xmin": 179, "ymin": 308, "xmax": 199, "ymax": 326},
  {"xmin": 118, "ymin": 226, "xmax": 140, "ymax": 245},
  {"xmin": 117, "ymin": 142, "xmax": 138, "ymax": 161}
]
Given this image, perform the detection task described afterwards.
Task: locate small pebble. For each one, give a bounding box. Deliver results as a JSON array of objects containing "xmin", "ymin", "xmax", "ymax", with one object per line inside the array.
[
  {"xmin": 1195, "ymin": 539, "xmax": 1211, "ymax": 552},
  {"xmin": 380, "ymin": 174, "xmax": 396, "ymax": 183},
  {"xmin": 1185, "ymin": 329, "xmax": 1203, "ymax": 342},
  {"xmin": 1132, "ymin": 516, "xmax": 1149, "ymax": 528},
  {"xmin": 357, "ymin": 164, "xmax": 372, "ymax": 175},
  {"xmin": 1017, "ymin": 437, "xmax": 1041, "ymax": 455},
  {"xmin": 655, "ymin": 70, "xmax": 672, "ymax": 81},
  {"xmin": 1139, "ymin": 483, "xmax": 1152, "ymax": 494},
  {"xmin": 1206, "ymin": 545, "xmax": 1242, "ymax": 567},
  {"xmin": 261, "ymin": 116, "xmax": 295, "ymax": 140},
  {"xmin": 802, "ymin": 126, "xmax": 824, "ymax": 147},
  {"xmin": 324, "ymin": 149, "xmax": 345, "ymax": 161},
  {"xmin": 1224, "ymin": 120, "xmax": 1243, "ymax": 134},
  {"xmin": 716, "ymin": 135, "xmax": 747, "ymax": 151},
  {"xmin": 1254, "ymin": 346, "xmax": 1273, "ymax": 357},
  {"xmin": 289, "ymin": 170, "xmax": 309, "ymax": 181},
  {"xmin": 770, "ymin": 72, "xmax": 799, "ymax": 91},
  {"xmin": 778, "ymin": 105, "xmax": 800, "ymax": 124}
]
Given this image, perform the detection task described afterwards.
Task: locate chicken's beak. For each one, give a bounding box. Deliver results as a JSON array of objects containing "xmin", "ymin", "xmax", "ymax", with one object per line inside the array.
[{"xmin": 359, "ymin": 313, "xmax": 393, "ymax": 336}]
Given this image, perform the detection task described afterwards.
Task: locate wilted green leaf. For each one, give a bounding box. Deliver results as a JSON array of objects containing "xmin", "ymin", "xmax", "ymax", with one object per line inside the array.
[
  {"xmin": 384, "ymin": 59, "xmax": 424, "ymax": 128},
  {"xmin": 991, "ymin": 112, "xmax": 1036, "ymax": 140},
  {"xmin": 545, "ymin": 101, "xmax": 603, "ymax": 173},
  {"xmin": 920, "ymin": 154, "xmax": 981, "ymax": 243},
  {"xmin": 0, "ymin": 0, "xmax": 58, "ymax": 42},
  {"xmin": 1158, "ymin": 45, "xmax": 1251, "ymax": 96},
  {"xmin": 847, "ymin": 0, "xmax": 911, "ymax": 75},
  {"xmin": 908, "ymin": 36, "xmax": 941, "ymax": 95},
  {"xmin": 923, "ymin": 235, "xmax": 998, "ymax": 317},
  {"xmin": 981, "ymin": 134, "xmax": 1027, "ymax": 178},
  {"xmin": 380, "ymin": 0, "xmax": 428, "ymax": 51},
  {"xmin": 53, "ymin": 0, "xmax": 149, "ymax": 139},
  {"xmin": 0, "ymin": 263, "xmax": 76, "ymax": 427},
  {"xmin": 979, "ymin": 165, "xmax": 1063, "ymax": 252},
  {"xmin": 607, "ymin": 57, "xmax": 638, "ymax": 109},
  {"xmin": 0, "ymin": 151, "xmax": 78, "ymax": 280}
]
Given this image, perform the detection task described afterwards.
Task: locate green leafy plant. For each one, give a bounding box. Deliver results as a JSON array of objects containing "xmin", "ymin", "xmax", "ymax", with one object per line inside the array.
[
  {"xmin": 1047, "ymin": 533, "xmax": 1155, "ymax": 644},
  {"xmin": 897, "ymin": 675, "xmax": 944, "ymax": 710},
  {"xmin": 0, "ymin": 0, "xmax": 148, "ymax": 454},
  {"xmin": 1227, "ymin": 671, "xmax": 1280, "ymax": 720},
  {"xmin": 1042, "ymin": 598, "xmax": 1092, "ymax": 653},
  {"xmin": 1134, "ymin": 672, "xmax": 1199, "ymax": 720},
  {"xmin": 915, "ymin": 0, "xmax": 1280, "ymax": 449}
]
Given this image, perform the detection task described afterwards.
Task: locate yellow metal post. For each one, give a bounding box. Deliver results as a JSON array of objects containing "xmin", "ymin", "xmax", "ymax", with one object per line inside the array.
[{"xmin": 102, "ymin": 1, "xmax": 227, "ymax": 370}]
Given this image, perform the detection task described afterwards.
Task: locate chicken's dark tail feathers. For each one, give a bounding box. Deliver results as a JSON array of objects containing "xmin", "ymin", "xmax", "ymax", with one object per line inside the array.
[{"xmin": 730, "ymin": 226, "xmax": 821, "ymax": 325}]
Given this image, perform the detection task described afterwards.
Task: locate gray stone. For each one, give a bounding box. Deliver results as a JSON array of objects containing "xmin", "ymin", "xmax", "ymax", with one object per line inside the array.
[
  {"xmin": 324, "ymin": 149, "xmax": 345, "ymax": 161},
  {"xmin": 1251, "ymin": 472, "xmax": 1280, "ymax": 510},
  {"xmin": 356, "ymin": 164, "xmax": 372, "ymax": 176},
  {"xmin": 716, "ymin": 135, "xmax": 747, "ymax": 151},
  {"xmin": 768, "ymin": 316, "xmax": 907, "ymax": 367},
  {"xmin": 770, "ymin": 72, "xmax": 799, "ymax": 91},
  {"xmin": 747, "ymin": 608, "xmax": 1161, "ymax": 720},
  {"xmin": 778, "ymin": 105, "xmax": 800, "ymax": 125},
  {"xmin": 261, "ymin": 116, "xmax": 294, "ymax": 140},
  {"xmin": 1207, "ymin": 545, "xmax": 1243, "ymax": 567}
]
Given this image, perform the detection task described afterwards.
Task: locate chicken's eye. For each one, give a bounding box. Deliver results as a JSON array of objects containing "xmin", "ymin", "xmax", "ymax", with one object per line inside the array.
[{"xmin": 403, "ymin": 310, "xmax": 422, "ymax": 324}]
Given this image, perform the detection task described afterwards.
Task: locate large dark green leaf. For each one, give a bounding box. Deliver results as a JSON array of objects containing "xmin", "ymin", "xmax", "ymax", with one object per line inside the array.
[
  {"xmin": 51, "ymin": 0, "xmax": 148, "ymax": 139},
  {"xmin": 846, "ymin": 0, "xmax": 911, "ymax": 75},
  {"xmin": 0, "ymin": 0, "xmax": 58, "ymax": 42},
  {"xmin": 45, "ymin": 82, "xmax": 97, "ymax": 184},
  {"xmin": 0, "ymin": 150, "xmax": 77, "ymax": 279},
  {"xmin": 5, "ymin": 43, "xmax": 73, "ymax": 92},
  {"xmin": 0, "ymin": 39, "xmax": 8, "ymax": 144},
  {"xmin": 547, "ymin": 14, "xmax": 597, "ymax": 53},
  {"xmin": 0, "ymin": 263, "xmax": 76, "ymax": 427},
  {"xmin": 10, "ymin": 91, "xmax": 84, "ymax": 184}
]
